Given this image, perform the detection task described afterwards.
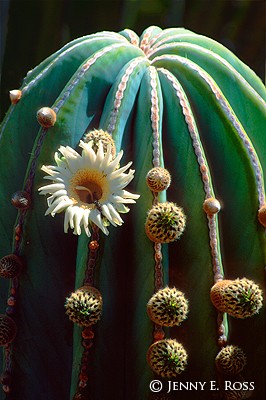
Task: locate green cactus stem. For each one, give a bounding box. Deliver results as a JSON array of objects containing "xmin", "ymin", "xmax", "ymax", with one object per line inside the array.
[{"xmin": 0, "ymin": 26, "xmax": 265, "ymax": 399}]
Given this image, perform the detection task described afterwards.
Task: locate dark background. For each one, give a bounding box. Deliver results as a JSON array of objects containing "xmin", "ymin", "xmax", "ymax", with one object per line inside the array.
[{"xmin": 0, "ymin": 0, "xmax": 265, "ymax": 120}]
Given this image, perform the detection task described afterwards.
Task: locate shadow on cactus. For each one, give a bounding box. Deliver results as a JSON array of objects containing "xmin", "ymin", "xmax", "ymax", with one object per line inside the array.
[{"xmin": 0, "ymin": 26, "xmax": 265, "ymax": 400}]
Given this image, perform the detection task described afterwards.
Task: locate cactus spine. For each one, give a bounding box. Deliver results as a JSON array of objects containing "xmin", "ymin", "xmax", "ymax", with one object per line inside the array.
[{"xmin": 0, "ymin": 26, "xmax": 265, "ymax": 399}]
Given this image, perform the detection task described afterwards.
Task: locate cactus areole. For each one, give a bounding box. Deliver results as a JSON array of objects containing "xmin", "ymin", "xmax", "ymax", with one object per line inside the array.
[{"xmin": 0, "ymin": 26, "xmax": 265, "ymax": 400}]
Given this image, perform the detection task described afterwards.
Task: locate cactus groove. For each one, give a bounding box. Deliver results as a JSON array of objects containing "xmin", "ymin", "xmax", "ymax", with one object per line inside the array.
[{"xmin": 0, "ymin": 26, "xmax": 265, "ymax": 400}]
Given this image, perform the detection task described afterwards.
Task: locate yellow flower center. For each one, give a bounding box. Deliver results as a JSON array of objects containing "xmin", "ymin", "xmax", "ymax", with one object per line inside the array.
[{"xmin": 69, "ymin": 169, "xmax": 109, "ymax": 207}]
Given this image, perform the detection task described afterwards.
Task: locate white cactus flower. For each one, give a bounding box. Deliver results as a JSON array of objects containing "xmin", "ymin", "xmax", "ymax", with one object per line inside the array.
[{"xmin": 38, "ymin": 140, "xmax": 139, "ymax": 236}]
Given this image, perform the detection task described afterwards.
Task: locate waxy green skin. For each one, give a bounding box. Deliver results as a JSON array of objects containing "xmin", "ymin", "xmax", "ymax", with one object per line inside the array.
[{"xmin": 0, "ymin": 27, "xmax": 265, "ymax": 400}]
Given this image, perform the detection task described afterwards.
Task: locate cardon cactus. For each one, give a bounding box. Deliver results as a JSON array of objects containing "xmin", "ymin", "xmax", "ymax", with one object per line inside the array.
[{"xmin": 0, "ymin": 26, "xmax": 265, "ymax": 400}]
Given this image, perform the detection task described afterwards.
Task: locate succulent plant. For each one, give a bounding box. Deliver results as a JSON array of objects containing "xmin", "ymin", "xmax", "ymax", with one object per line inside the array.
[{"xmin": 0, "ymin": 26, "xmax": 265, "ymax": 399}]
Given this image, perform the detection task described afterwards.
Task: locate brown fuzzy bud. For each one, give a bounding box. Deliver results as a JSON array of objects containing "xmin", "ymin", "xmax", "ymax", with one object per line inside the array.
[
  {"xmin": 146, "ymin": 167, "xmax": 171, "ymax": 192},
  {"xmin": 9, "ymin": 90, "xmax": 22, "ymax": 104},
  {"xmin": 0, "ymin": 315, "xmax": 17, "ymax": 346},
  {"xmin": 215, "ymin": 345, "xmax": 247, "ymax": 375},
  {"xmin": 11, "ymin": 191, "xmax": 31, "ymax": 210},
  {"xmin": 0, "ymin": 254, "xmax": 23, "ymax": 279},
  {"xmin": 258, "ymin": 204, "xmax": 266, "ymax": 227},
  {"xmin": 210, "ymin": 278, "xmax": 263, "ymax": 318},
  {"xmin": 37, "ymin": 107, "xmax": 56, "ymax": 128},
  {"xmin": 203, "ymin": 197, "xmax": 221, "ymax": 215}
]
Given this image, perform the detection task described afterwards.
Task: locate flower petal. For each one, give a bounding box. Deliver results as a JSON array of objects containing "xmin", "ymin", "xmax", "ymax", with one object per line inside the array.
[
  {"xmin": 121, "ymin": 190, "xmax": 140, "ymax": 200},
  {"xmin": 101, "ymin": 204, "xmax": 117, "ymax": 226},
  {"xmin": 45, "ymin": 196, "xmax": 73, "ymax": 216},
  {"xmin": 98, "ymin": 143, "xmax": 113, "ymax": 171},
  {"xmin": 79, "ymin": 140, "xmax": 96, "ymax": 163},
  {"xmin": 65, "ymin": 206, "xmax": 80, "ymax": 230},
  {"xmin": 104, "ymin": 149, "xmax": 124, "ymax": 174},
  {"xmin": 94, "ymin": 141, "xmax": 105, "ymax": 168},
  {"xmin": 43, "ymin": 176, "xmax": 65, "ymax": 183},
  {"xmin": 110, "ymin": 194, "xmax": 137, "ymax": 204},
  {"xmin": 73, "ymin": 207, "xmax": 84, "ymax": 235},
  {"xmin": 109, "ymin": 171, "xmax": 135, "ymax": 190},
  {"xmin": 107, "ymin": 204, "xmax": 124, "ymax": 225},
  {"xmin": 59, "ymin": 145, "xmax": 80, "ymax": 159},
  {"xmin": 38, "ymin": 183, "xmax": 66, "ymax": 195},
  {"xmin": 108, "ymin": 161, "xmax": 133, "ymax": 180},
  {"xmin": 115, "ymin": 203, "xmax": 130, "ymax": 213},
  {"xmin": 41, "ymin": 165, "xmax": 60, "ymax": 176},
  {"xmin": 47, "ymin": 189, "xmax": 68, "ymax": 206},
  {"xmin": 81, "ymin": 209, "xmax": 92, "ymax": 237},
  {"xmin": 90, "ymin": 209, "xmax": 109, "ymax": 235}
]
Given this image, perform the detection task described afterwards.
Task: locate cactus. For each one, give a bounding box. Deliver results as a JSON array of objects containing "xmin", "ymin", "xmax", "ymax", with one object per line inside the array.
[{"xmin": 0, "ymin": 26, "xmax": 265, "ymax": 399}]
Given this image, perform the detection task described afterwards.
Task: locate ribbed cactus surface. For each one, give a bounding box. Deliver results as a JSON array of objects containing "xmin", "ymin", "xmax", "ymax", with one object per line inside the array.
[{"xmin": 0, "ymin": 26, "xmax": 265, "ymax": 400}]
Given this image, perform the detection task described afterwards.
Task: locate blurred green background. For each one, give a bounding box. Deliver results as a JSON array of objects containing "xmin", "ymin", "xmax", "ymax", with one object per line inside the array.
[{"xmin": 0, "ymin": 0, "xmax": 265, "ymax": 120}]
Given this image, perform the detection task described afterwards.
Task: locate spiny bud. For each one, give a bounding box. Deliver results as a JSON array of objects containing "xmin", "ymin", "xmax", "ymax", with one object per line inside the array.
[
  {"xmin": 65, "ymin": 286, "xmax": 102, "ymax": 327},
  {"xmin": 0, "ymin": 254, "xmax": 23, "ymax": 279},
  {"xmin": 147, "ymin": 339, "xmax": 188, "ymax": 378},
  {"xmin": 145, "ymin": 202, "xmax": 186, "ymax": 243},
  {"xmin": 146, "ymin": 167, "xmax": 171, "ymax": 192},
  {"xmin": 0, "ymin": 315, "xmax": 17, "ymax": 346},
  {"xmin": 147, "ymin": 287, "xmax": 189, "ymax": 327},
  {"xmin": 215, "ymin": 345, "xmax": 247, "ymax": 375},
  {"xmin": 210, "ymin": 278, "xmax": 263, "ymax": 318},
  {"xmin": 83, "ymin": 129, "xmax": 116, "ymax": 158}
]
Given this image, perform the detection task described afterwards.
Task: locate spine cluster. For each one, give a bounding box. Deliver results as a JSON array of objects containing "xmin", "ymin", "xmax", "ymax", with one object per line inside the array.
[
  {"xmin": 65, "ymin": 285, "xmax": 103, "ymax": 327},
  {"xmin": 210, "ymin": 278, "xmax": 263, "ymax": 319},
  {"xmin": 147, "ymin": 287, "xmax": 189, "ymax": 327},
  {"xmin": 145, "ymin": 202, "xmax": 186, "ymax": 243},
  {"xmin": 147, "ymin": 339, "xmax": 188, "ymax": 378}
]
